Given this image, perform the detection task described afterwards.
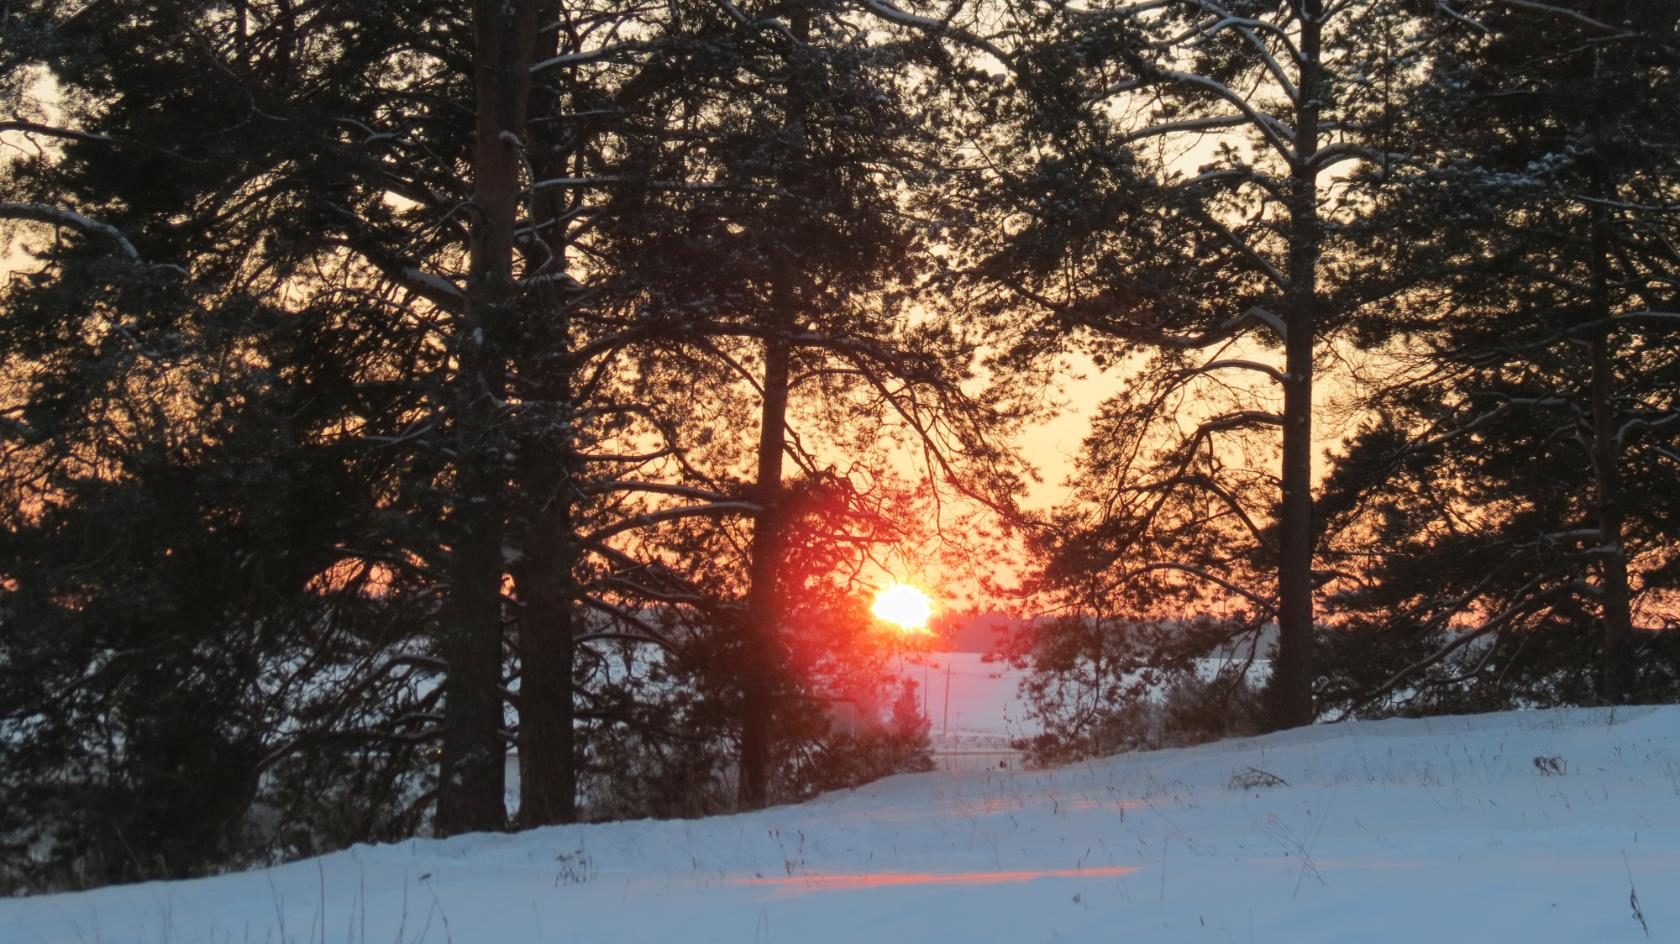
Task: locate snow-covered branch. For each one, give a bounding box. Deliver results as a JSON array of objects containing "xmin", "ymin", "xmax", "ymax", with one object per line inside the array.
[
  {"xmin": 1609, "ymin": 311, "xmax": 1680, "ymax": 329},
  {"xmin": 1307, "ymin": 142, "xmax": 1391, "ymax": 173},
  {"xmin": 530, "ymin": 41, "xmax": 647, "ymax": 73},
  {"xmin": 1406, "ymin": 401, "xmax": 1512, "ymax": 453},
  {"xmin": 0, "ymin": 202, "xmax": 186, "ymax": 276},
  {"xmin": 0, "ymin": 414, "xmax": 44, "ymax": 444},
  {"xmin": 1198, "ymin": 17, "xmax": 1299, "ymax": 102},
  {"xmin": 1240, "ymin": 305, "xmax": 1287, "ymax": 340},
  {"xmin": 328, "ymin": 227, "xmax": 464, "ymax": 311},
  {"xmin": 1615, "ymin": 412, "xmax": 1680, "ymax": 450},
  {"xmin": 859, "ymin": 0, "xmax": 1013, "ymax": 65},
  {"xmin": 530, "ymin": 175, "xmax": 624, "ymax": 191},
  {"xmin": 710, "ymin": 0, "xmax": 752, "ymax": 27},
  {"xmin": 527, "ymin": 176, "xmax": 763, "ymax": 196},
  {"xmin": 399, "ymin": 265, "xmax": 465, "ymax": 303},
  {"xmin": 1117, "ymin": 114, "xmax": 1251, "ymax": 145},
  {"xmin": 1136, "ymin": 65, "xmax": 1297, "ymax": 162},
  {"xmin": 1177, "ymin": 0, "xmax": 1306, "ymax": 63},
  {"xmin": 1433, "ymin": 0, "xmax": 1491, "ymax": 34},
  {"xmin": 0, "ymin": 119, "xmax": 115, "ymax": 146},
  {"xmin": 1493, "ymin": 394, "xmax": 1573, "ymax": 409},
  {"xmin": 1537, "ymin": 528, "xmax": 1603, "ymax": 546}
]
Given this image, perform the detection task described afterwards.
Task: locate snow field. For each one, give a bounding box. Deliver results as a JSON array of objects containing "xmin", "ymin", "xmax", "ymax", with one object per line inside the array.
[{"xmin": 5, "ymin": 705, "xmax": 1678, "ymax": 943}]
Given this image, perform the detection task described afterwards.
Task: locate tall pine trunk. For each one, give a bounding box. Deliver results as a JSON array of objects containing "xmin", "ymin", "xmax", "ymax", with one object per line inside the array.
[
  {"xmin": 509, "ymin": 3, "xmax": 584, "ymax": 828},
  {"xmin": 435, "ymin": 0, "xmax": 540, "ymax": 836},
  {"xmin": 513, "ymin": 495, "xmax": 579, "ymax": 825},
  {"xmin": 739, "ymin": 293, "xmax": 791, "ymax": 809},
  {"xmin": 737, "ymin": 7, "xmax": 812, "ymax": 810},
  {"xmin": 1268, "ymin": 0, "xmax": 1323, "ymax": 730}
]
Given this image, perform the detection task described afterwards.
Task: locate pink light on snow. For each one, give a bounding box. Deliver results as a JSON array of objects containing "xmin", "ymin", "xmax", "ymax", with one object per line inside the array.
[{"xmin": 727, "ymin": 865, "xmax": 1138, "ymax": 897}]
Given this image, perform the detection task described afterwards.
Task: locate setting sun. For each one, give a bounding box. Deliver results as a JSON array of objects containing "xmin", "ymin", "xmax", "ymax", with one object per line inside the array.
[{"xmin": 871, "ymin": 583, "xmax": 934, "ymax": 635}]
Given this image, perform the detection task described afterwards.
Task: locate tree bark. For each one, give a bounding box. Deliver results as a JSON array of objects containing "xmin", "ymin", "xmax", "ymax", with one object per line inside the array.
[
  {"xmin": 739, "ymin": 296, "xmax": 791, "ymax": 809},
  {"xmin": 435, "ymin": 0, "xmax": 541, "ymax": 837},
  {"xmin": 513, "ymin": 499, "xmax": 579, "ymax": 825},
  {"xmin": 1267, "ymin": 0, "xmax": 1323, "ymax": 731},
  {"xmin": 737, "ymin": 6, "xmax": 812, "ymax": 811},
  {"xmin": 508, "ymin": 0, "xmax": 587, "ymax": 828}
]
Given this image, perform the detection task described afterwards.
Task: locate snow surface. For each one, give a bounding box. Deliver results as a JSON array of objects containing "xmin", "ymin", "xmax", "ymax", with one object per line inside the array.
[{"xmin": 7, "ymin": 706, "xmax": 1680, "ymax": 943}]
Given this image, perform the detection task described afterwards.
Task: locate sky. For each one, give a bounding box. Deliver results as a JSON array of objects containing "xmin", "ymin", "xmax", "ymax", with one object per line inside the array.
[{"xmin": 0, "ymin": 77, "xmax": 1363, "ymax": 623}]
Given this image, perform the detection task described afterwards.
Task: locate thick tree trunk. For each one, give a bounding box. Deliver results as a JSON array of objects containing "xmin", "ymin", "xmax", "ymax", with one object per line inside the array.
[
  {"xmin": 1273, "ymin": 320, "xmax": 1316, "ymax": 729},
  {"xmin": 1267, "ymin": 0, "xmax": 1323, "ymax": 731},
  {"xmin": 737, "ymin": 7, "xmax": 811, "ymax": 811},
  {"xmin": 514, "ymin": 505, "xmax": 579, "ymax": 826},
  {"xmin": 435, "ymin": 0, "xmax": 540, "ymax": 837},
  {"xmin": 1588, "ymin": 202, "xmax": 1636, "ymax": 704},
  {"xmin": 436, "ymin": 430, "xmax": 510, "ymax": 837},
  {"xmin": 739, "ymin": 316, "xmax": 790, "ymax": 809},
  {"xmin": 510, "ymin": 3, "xmax": 584, "ymax": 828}
]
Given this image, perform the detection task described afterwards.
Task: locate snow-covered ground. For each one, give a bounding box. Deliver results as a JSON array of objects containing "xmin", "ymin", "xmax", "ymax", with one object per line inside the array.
[{"xmin": 7, "ymin": 706, "xmax": 1679, "ymax": 943}]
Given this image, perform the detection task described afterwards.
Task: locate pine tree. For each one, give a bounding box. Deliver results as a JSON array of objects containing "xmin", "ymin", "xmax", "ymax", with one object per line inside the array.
[
  {"xmin": 884, "ymin": 0, "xmax": 1417, "ymax": 729},
  {"xmin": 1320, "ymin": 0, "xmax": 1680, "ymax": 713},
  {"xmin": 577, "ymin": 0, "xmax": 1028, "ymax": 808},
  {"xmin": 0, "ymin": 0, "xmax": 473, "ymax": 882}
]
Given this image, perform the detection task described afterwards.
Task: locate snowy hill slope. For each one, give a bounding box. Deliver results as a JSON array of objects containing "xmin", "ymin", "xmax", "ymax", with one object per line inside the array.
[{"xmin": 6, "ymin": 706, "xmax": 1679, "ymax": 943}]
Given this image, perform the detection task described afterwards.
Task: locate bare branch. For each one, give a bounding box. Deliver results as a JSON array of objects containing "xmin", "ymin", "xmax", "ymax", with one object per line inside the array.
[
  {"xmin": 1192, "ymin": 409, "xmax": 1286, "ymax": 436},
  {"xmin": 1340, "ymin": 575, "xmax": 1559, "ymax": 716},
  {"xmin": 1124, "ymin": 561, "xmax": 1278, "ymax": 614},
  {"xmin": 581, "ymin": 481, "xmax": 740, "ymax": 503},
  {"xmin": 582, "ymin": 500, "xmax": 761, "ymax": 544},
  {"xmin": 1189, "ymin": 358, "xmax": 1287, "ymax": 384},
  {"xmin": 1488, "ymin": 0, "xmax": 1636, "ymax": 35}
]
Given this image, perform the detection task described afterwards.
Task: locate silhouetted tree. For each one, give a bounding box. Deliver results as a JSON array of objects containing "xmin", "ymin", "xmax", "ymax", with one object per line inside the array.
[{"xmin": 1320, "ymin": 0, "xmax": 1680, "ymax": 714}]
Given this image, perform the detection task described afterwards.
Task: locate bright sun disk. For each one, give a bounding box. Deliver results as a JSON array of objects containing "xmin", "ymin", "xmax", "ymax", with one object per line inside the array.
[{"xmin": 872, "ymin": 583, "xmax": 933, "ymax": 635}]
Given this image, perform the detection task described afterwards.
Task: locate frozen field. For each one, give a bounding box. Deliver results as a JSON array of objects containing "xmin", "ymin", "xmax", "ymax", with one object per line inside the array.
[{"xmin": 6, "ymin": 705, "xmax": 1678, "ymax": 943}]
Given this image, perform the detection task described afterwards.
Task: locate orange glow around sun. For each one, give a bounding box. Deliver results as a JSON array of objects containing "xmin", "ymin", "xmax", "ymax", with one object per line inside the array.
[{"xmin": 871, "ymin": 583, "xmax": 934, "ymax": 635}]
